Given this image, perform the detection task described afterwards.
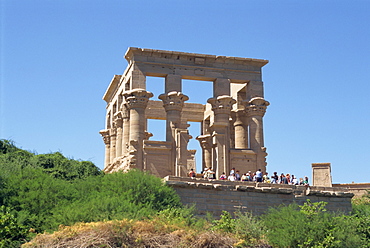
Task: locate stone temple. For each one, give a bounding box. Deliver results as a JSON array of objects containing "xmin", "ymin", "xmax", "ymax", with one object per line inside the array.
[{"xmin": 100, "ymin": 47, "xmax": 270, "ymax": 178}]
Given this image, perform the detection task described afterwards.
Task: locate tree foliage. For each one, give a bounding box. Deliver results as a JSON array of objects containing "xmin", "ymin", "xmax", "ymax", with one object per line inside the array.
[{"xmin": 0, "ymin": 139, "xmax": 182, "ymax": 246}]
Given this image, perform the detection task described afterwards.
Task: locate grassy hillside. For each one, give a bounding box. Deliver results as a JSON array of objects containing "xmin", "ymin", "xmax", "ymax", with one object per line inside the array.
[{"xmin": 1, "ymin": 139, "xmax": 369, "ymax": 248}]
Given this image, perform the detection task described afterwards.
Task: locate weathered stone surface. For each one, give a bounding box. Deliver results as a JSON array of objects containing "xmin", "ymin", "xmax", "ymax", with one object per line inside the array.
[
  {"xmin": 101, "ymin": 48, "xmax": 269, "ymax": 178},
  {"xmin": 165, "ymin": 177, "xmax": 353, "ymax": 216}
]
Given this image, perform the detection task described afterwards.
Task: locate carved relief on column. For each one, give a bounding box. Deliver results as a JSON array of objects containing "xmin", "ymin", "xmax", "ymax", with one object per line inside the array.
[
  {"xmin": 123, "ymin": 89, "xmax": 153, "ymax": 169},
  {"xmin": 99, "ymin": 129, "xmax": 111, "ymax": 169}
]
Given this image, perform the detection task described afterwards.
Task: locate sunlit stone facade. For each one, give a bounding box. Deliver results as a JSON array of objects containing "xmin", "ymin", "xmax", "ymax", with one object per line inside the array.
[{"xmin": 100, "ymin": 48, "xmax": 269, "ymax": 178}]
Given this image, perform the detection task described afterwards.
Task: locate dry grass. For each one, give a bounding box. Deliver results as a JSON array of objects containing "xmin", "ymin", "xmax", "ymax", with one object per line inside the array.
[{"xmin": 22, "ymin": 219, "xmax": 240, "ymax": 248}]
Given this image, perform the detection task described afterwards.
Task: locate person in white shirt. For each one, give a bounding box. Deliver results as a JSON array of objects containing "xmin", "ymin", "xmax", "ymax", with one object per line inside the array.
[{"xmin": 228, "ymin": 173, "xmax": 236, "ymax": 181}]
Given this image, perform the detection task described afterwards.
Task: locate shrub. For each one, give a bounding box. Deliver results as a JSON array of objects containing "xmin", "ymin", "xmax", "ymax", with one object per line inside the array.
[
  {"xmin": 262, "ymin": 200, "xmax": 364, "ymax": 248},
  {"xmin": 0, "ymin": 206, "xmax": 29, "ymax": 248}
]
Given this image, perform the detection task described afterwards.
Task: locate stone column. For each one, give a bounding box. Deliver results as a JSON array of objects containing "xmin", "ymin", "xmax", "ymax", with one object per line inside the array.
[
  {"xmin": 109, "ymin": 127, "xmax": 117, "ymax": 164},
  {"xmin": 120, "ymin": 103, "xmax": 130, "ymax": 155},
  {"xmin": 124, "ymin": 89, "xmax": 153, "ymax": 170},
  {"xmin": 159, "ymin": 91, "xmax": 189, "ymax": 176},
  {"xmin": 196, "ymin": 134, "xmax": 212, "ymax": 170},
  {"xmin": 208, "ymin": 96, "xmax": 236, "ymax": 178},
  {"xmin": 244, "ymin": 97, "xmax": 269, "ymax": 170},
  {"xmin": 176, "ymin": 124, "xmax": 192, "ymax": 176},
  {"xmin": 234, "ymin": 109, "xmax": 248, "ymax": 149},
  {"xmin": 114, "ymin": 112, "xmax": 123, "ymax": 158},
  {"xmin": 99, "ymin": 129, "xmax": 111, "ymax": 169}
]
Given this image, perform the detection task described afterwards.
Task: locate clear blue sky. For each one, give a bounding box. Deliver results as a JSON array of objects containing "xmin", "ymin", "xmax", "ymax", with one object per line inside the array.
[{"xmin": 1, "ymin": 1, "xmax": 369, "ymax": 183}]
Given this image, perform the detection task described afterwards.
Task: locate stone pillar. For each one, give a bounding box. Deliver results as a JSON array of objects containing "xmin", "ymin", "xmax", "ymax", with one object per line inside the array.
[
  {"xmin": 208, "ymin": 96, "xmax": 236, "ymax": 178},
  {"xmin": 234, "ymin": 109, "xmax": 248, "ymax": 149},
  {"xmin": 109, "ymin": 127, "xmax": 117, "ymax": 164},
  {"xmin": 312, "ymin": 163, "xmax": 332, "ymax": 187},
  {"xmin": 165, "ymin": 74, "xmax": 182, "ymax": 93},
  {"xmin": 120, "ymin": 103, "xmax": 130, "ymax": 155},
  {"xmin": 114, "ymin": 112, "xmax": 123, "ymax": 157},
  {"xmin": 213, "ymin": 78, "xmax": 230, "ymax": 97},
  {"xmin": 196, "ymin": 134, "xmax": 212, "ymax": 170},
  {"xmin": 245, "ymin": 97, "xmax": 269, "ymax": 170},
  {"xmin": 99, "ymin": 129, "xmax": 111, "ymax": 169},
  {"xmin": 124, "ymin": 89, "xmax": 153, "ymax": 170},
  {"xmin": 159, "ymin": 91, "xmax": 189, "ymax": 176},
  {"xmin": 130, "ymin": 68, "xmax": 146, "ymax": 89},
  {"xmin": 176, "ymin": 124, "xmax": 192, "ymax": 176}
]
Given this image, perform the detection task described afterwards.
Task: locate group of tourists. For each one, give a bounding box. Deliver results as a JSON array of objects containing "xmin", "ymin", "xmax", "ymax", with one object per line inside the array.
[{"xmin": 188, "ymin": 167, "xmax": 309, "ymax": 186}]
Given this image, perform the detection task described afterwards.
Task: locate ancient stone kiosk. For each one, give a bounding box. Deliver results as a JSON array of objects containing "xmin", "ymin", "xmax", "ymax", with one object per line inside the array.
[{"xmin": 100, "ymin": 47, "xmax": 269, "ymax": 178}]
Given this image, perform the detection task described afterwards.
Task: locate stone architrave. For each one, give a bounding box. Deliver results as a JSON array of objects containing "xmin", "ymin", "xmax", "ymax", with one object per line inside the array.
[
  {"xmin": 208, "ymin": 95, "xmax": 236, "ymax": 178},
  {"xmin": 312, "ymin": 163, "xmax": 332, "ymax": 187},
  {"xmin": 244, "ymin": 97, "xmax": 269, "ymax": 171},
  {"xmin": 124, "ymin": 89, "xmax": 153, "ymax": 169}
]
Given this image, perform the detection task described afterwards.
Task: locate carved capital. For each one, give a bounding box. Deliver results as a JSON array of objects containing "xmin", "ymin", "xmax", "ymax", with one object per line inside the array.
[
  {"xmin": 244, "ymin": 97, "xmax": 269, "ymax": 117},
  {"xmin": 114, "ymin": 111, "xmax": 123, "ymax": 127},
  {"xmin": 119, "ymin": 103, "xmax": 130, "ymax": 119},
  {"xmin": 124, "ymin": 89, "xmax": 153, "ymax": 109},
  {"xmin": 158, "ymin": 91, "xmax": 189, "ymax": 112},
  {"xmin": 207, "ymin": 95, "xmax": 236, "ymax": 115},
  {"xmin": 99, "ymin": 129, "xmax": 110, "ymax": 145},
  {"xmin": 144, "ymin": 131, "xmax": 153, "ymax": 140},
  {"xmin": 196, "ymin": 134, "xmax": 212, "ymax": 149}
]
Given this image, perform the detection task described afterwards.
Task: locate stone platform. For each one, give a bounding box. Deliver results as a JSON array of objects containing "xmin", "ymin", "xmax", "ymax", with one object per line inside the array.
[{"xmin": 164, "ymin": 176, "xmax": 354, "ymax": 216}]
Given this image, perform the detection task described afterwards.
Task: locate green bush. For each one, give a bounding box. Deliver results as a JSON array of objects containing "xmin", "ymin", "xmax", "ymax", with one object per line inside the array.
[
  {"xmin": 352, "ymin": 194, "xmax": 370, "ymax": 247},
  {"xmin": 0, "ymin": 206, "xmax": 28, "ymax": 248},
  {"xmin": 262, "ymin": 200, "xmax": 364, "ymax": 248}
]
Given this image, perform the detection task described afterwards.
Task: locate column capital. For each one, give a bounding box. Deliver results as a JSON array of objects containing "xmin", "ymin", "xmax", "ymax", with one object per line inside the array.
[
  {"xmin": 114, "ymin": 112, "xmax": 123, "ymax": 126},
  {"xmin": 99, "ymin": 129, "xmax": 110, "ymax": 145},
  {"xmin": 158, "ymin": 91, "xmax": 189, "ymax": 111},
  {"xmin": 196, "ymin": 134, "xmax": 212, "ymax": 149},
  {"xmin": 207, "ymin": 95, "xmax": 236, "ymax": 115},
  {"xmin": 244, "ymin": 97, "xmax": 269, "ymax": 117},
  {"xmin": 233, "ymin": 109, "xmax": 246, "ymax": 126},
  {"xmin": 124, "ymin": 89, "xmax": 153, "ymax": 109}
]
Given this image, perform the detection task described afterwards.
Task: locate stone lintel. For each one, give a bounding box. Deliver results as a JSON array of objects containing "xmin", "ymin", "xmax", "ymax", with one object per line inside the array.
[
  {"xmin": 103, "ymin": 75, "xmax": 122, "ymax": 103},
  {"xmin": 125, "ymin": 47, "xmax": 269, "ymax": 68},
  {"xmin": 144, "ymin": 140, "xmax": 172, "ymax": 151},
  {"xmin": 146, "ymin": 100, "xmax": 205, "ymax": 121}
]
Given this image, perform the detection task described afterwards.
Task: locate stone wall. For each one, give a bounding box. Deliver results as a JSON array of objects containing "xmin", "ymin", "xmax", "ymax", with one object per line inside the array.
[
  {"xmin": 333, "ymin": 183, "xmax": 370, "ymax": 198},
  {"xmin": 164, "ymin": 176, "xmax": 354, "ymax": 216}
]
